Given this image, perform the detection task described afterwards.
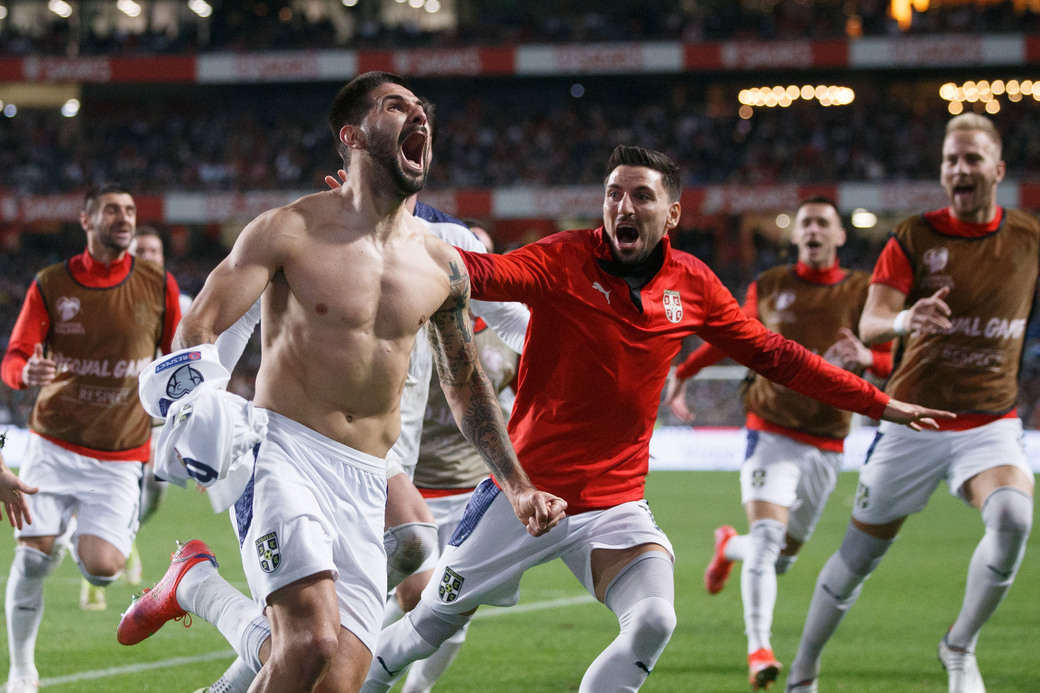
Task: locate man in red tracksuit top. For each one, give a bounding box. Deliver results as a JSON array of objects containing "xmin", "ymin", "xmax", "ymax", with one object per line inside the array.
[
  {"xmin": 1, "ymin": 184, "xmax": 180, "ymax": 693},
  {"xmin": 361, "ymin": 146, "xmax": 950, "ymax": 693}
]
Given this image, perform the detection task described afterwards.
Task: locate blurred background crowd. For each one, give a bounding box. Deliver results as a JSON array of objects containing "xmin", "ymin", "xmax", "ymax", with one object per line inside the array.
[{"xmin": 2, "ymin": 0, "xmax": 1040, "ymax": 430}]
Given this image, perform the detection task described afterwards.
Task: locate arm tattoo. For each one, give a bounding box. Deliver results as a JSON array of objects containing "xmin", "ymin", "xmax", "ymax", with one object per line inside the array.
[{"xmin": 429, "ymin": 261, "xmax": 523, "ymax": 484}]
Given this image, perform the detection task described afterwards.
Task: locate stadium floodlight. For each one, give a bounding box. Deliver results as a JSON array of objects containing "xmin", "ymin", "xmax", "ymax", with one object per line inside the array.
[
  {"xmin": 188, "ymin": 0, "xmax": 212, "ymax": 18},
  {"xmin": 851, "ymin": 208, "xmax": 877, "ymax": 229},
  {"xmin": 425, "ymin": 0, "xmax": 441, "ymax": 12},
  {"xmin": 61, "ymin": 98, "xmax": 80, "ymax": 118},
  {"xmin": 47, "ymin": 0, "xmax": 72, "ymax": 18},
  {"xmin": 117, "ymin": 0, "xmax": 141, "ymax": 17},
  {"xmin": 342, "ymin": 0, "xmax": 358, "ymax": 6}
]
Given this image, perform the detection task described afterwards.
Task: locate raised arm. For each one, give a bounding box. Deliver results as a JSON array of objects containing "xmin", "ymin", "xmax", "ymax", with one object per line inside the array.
[
  {"xmin": 174, "ymin": 209, "xmax": 288, "ymax": 350},
  {"xmin": 427, "ymin": 249, "xmax": 566, "ymax": 536}
]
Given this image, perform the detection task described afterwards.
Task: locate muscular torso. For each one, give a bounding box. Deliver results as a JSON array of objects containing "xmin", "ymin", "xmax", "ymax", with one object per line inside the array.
[{"xmin": 250, "ymin": 193, "xmax": 457, "ymax": 457}]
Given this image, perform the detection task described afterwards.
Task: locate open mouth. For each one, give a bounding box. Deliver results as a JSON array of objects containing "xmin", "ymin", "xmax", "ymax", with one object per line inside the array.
[
  {"xmin": 616, "ymin": 223, "xmax": 639, "ymax": 246},
  {"xmin": 400, "ymin": 131, "xmax": 426, "ymax": 172}
]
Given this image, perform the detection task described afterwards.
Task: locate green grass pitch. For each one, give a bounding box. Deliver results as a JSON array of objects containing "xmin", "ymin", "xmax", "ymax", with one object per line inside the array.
[{"xmin": 1, "ymin": 471, "xmax": 1036, "ymax": 692}]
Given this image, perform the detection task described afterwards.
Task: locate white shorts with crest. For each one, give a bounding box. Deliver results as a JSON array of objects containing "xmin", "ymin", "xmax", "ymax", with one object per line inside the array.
[
  {"xmin": 232, "ymin": 410, "xmax": 388, "ymax": 653},
  {"xmin": 740, "ymin": 430, "xmax": 843, "ymax": 543},
  {"xmin": 420, "ymin": 479, "xmax": 673, "ymax": 615},
  {"xmin": 852, "ymin": 418, "xmax": 1034, "ymax": 525}
]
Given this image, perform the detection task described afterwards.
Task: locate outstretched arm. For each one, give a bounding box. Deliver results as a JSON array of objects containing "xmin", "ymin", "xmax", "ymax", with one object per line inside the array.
[{"xmin": 428, "ymin": 254, "xmax": 566, "ymax": 537}]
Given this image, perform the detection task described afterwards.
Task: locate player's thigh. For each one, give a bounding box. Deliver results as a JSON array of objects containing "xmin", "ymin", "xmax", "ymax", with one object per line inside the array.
[
  {"xmin": 740, "ymin": 431, "xmax": 803, "ymax": 509},
  {"xmin": 786, "ymin": 447, "xmax": 842, "ymax": 543},
  {"xmin": 852, "ymin": 423, "xmax": 950, "ymax": 525},
  {"xmin": 423, "ymin": 480, "xmax": 564, "ymax": 612},
  {"xmin": 948, "ymin": 418, "xmax": 1035, "ymax": 507}
]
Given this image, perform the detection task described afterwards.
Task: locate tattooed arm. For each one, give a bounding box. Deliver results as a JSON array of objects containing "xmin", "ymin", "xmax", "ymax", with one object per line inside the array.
[{"xmin": 428, "ymin": 253, "xmax": 566, "ymax": 537}]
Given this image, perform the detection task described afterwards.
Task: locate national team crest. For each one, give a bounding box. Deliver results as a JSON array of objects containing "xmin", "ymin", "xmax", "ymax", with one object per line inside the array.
[
  {"xmin": 751, "ymin": 469, "xmax": 766, "ymax": 488},
  {"xmin": 438, "ymin": 566, "xmax": 465, "ymax": 603},
  {"xmin": 256, "ymin": 532, "xmax": 281, "ymax": 573},
  {"xmin": 855, "ymin": 482, "xmax": 870, "ymax": 510},
  {"xmin": 663, "ymin": 290, "xmax": 683, "ymax": 323}
]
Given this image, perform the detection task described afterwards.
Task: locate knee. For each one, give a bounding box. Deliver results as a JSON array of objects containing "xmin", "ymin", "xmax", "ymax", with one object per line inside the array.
[
  {"xmin": 79, "ymin": 554, "xmax": 124, "ymax": 581},
  {"xmin": 983, "ymin": 487, "xmax": 1033, "ymax": 541},
  {"xmin": 629, "ymin": 597, "xmax": 676, "ymax": 645},
  {"xmin": 276, "ymin": 629, "xmax": 341, "ymax": 675},
  {"xmin": 385, "ymin": 522, "xmax": 439, "ymax": 587}
]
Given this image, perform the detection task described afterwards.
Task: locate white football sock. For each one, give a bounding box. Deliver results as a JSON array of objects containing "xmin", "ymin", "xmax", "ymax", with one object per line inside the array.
[
  {"xmin": 382, "ymin": 593, "xmax": 406, "ymax": 629},
  {"xmin": 362, "ymin": 602, "xmax": 467, "ymax": 693},
  {"xmin": 207, "ymin": 656, "xmax": 256, "ymax": 693},
  {"xmin": 579, "ymin": 553, "xmax": 676, "ymax": 693},
  {"xmin": 788, "ymin": 524, "xmax": 892, "ymax": 684},
  {"xmin": 742, "ymin": 519, "xmax": 785, "ymax": 653},
  {"xmin": 176, "ymin": 561, "xmax": 268, "ymax": 673},
  {"xmin": 725, "ymin": 534, "xmax": 751, "ymax": 561},
  {"xmin": 6, "ymin": 546, "xmax": 62, "ymax": 680},
  {"xmin": 401, "ymin": 622, "xmax": 471, "ymax": 693},
  {"xmin": 948, "ymin": 487, "xmax": 1032, "ymax": 651}
]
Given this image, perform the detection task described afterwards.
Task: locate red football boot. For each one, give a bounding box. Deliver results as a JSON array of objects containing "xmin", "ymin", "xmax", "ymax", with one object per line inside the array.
[{"xmin": 116, "ymin": 539, "xmax": 217, "ymax": 646}]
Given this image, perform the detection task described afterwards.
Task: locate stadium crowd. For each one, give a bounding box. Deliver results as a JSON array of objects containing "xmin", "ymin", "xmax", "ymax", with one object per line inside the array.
[
  {"xmin": 3, "ymin": 81, "xmax": 1040, "ymax": 197},
  {"xmin": 0, "ymin": 0, "xmax": 1037, "ymax": 56}
]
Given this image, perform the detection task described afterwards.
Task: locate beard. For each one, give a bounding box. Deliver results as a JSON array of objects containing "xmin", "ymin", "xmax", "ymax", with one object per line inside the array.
[{"xmin": 367, "ymin": 129, "xmax": 427, "ymax": 198}]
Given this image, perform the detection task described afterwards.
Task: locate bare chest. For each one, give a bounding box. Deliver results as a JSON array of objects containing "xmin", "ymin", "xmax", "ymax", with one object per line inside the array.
[{"xmin": 283, "ymin": 240, "xmax": 450, "ymax": 338}]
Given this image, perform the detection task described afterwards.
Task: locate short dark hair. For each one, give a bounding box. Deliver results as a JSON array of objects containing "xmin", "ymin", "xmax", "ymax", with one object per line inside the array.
[
  {"xmin": 83, "ymin": 183, "xmax": 132, "ymax": 215},
  {"xmin": 328, "ymin": 72, "xmax": 411, "ymax": 162},
  {"xmin": 134, "ymin": 225, "xmax": 161, "ymax": 240},
  {"xmin": 795, "ymin": 194, "xmax": 839, "ymax": 216},
  {"xmin": 605, "ymin": 146, "xmax": 682, "ymax": 202}
]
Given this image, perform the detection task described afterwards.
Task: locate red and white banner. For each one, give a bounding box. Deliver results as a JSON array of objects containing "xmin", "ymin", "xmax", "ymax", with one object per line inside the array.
[{"xmin": 0, "ymin": 34, "xmax": 1032, "ymax": 83}]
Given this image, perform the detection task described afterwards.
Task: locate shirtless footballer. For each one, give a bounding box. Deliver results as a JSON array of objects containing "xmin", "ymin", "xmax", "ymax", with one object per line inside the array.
[{"xmin": 116, "ymin": 71, "xmax": 564, "ymax": 693}]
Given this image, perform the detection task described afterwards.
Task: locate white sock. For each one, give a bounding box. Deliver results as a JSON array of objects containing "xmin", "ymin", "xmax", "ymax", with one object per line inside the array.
[
  {"xmin": 362, "ymin": 602, "xmax": 467, "ymax": 693},
  {"xmin": 6, "ymin": 546, "xmax": 61, "ymax": 680},
  {"xmin": 207, "ymin": 656, "xmax": 256, "ymax": 693},
  {"xmin": 176, "ymin": 562, "xmax": 268, "ymax": 673},
  {"xmin": 742, "ymin": 519, "xmax": 785, "ymax": 653},
  {"xmin": 948, "ymin": 487, "xmax": 1033, "ymax": 651},
  {"xmin": 789, "ymin": 524, "xmax": 891, "ymax": 684},
  {"xmin": 401, "ymin": 622, "xmax": 471, "ymax": 693},
  {"xmin": 725, "ymin": 534, "xmax": 751, "ymax": 561},
  {"xmin": 382, "ymin": 594, "xmax": 406, "ymax": 629},
  {"xmin": 579, "ymin": 553, "xmax": 676, "ymax": 693}
]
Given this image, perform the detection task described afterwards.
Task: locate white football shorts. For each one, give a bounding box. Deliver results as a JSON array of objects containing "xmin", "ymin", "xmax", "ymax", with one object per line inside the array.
[
  {"xmin": 233, "ymin": 409, "xmax": 388, "ymax": 653},
  {"xmin": 852, "ymin": 417, "xmax": 1034, "ymax": 525},
  {"xmin": 420, "ymin": 479, "xmax": 674, "ymax": 614},
  {"xmin": 740, "ymin": 430, "xmax": 842, "ymax": 543},
  {"xmin": 15, "ymin": 433, "xmax": 143, "ymax": 557}
]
